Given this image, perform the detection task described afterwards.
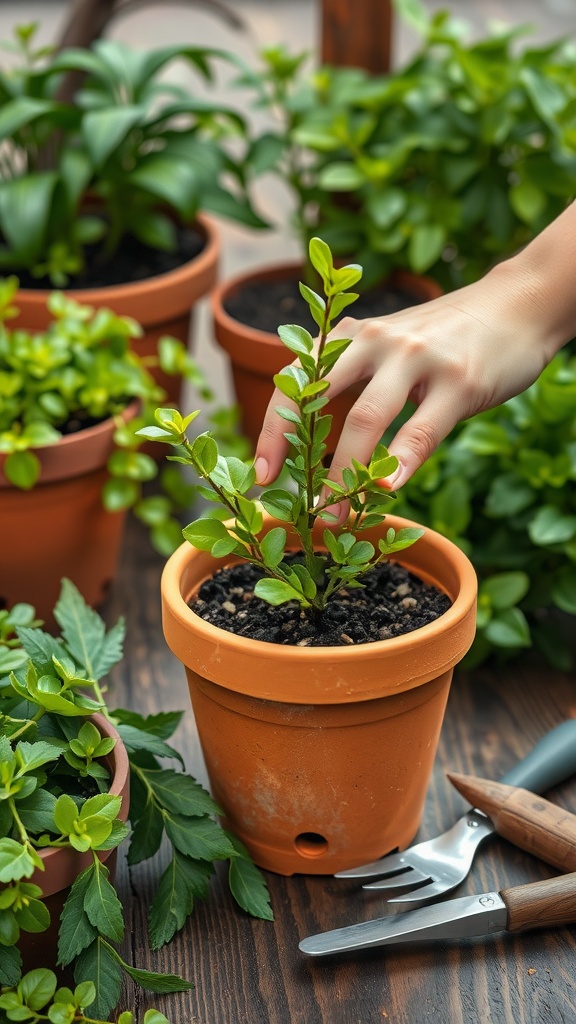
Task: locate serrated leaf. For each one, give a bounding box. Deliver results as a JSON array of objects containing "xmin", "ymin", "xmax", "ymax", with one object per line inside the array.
[
  {"xmin": 164, "ymin": 814, "xmax": 235, "ymax": 861},
  {"xmin": 74, "ymin": 940, "xmax": 122, "ymax": 1019},
  {"xmin": 0, "ymin": 944, "xmax": 21, "ymax": 986},
  {"xmin": 115, "ymin": 724, "xmax": 184, "ymax": 767},
  {"xmin": 58, "ymin": 869, "xmax": 98, "ymax": 966},
  {"xmin": 127, "ymin": 798, "xmax": 164, "ymax": 866},
  {"xmin": 225, "ymin": 833, "xmax": 273, "ymax": 920},
  {"xmin": 148, "ymin": 852, "xmax": 213, "ymax": 950},
  {"xmin": 141, "ymin": 769, "xmax": 220, "ymax": 818},
  {"xmin": 53, "ymin": 579, "xmax": 124, "ymax": 682},
  {"xmin": 83, "ymin": 867, "xmax": 124, "ymax": 942}
]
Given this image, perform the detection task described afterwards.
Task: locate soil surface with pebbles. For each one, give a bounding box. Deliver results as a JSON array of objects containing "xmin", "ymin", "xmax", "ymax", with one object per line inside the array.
[{"xmin": 192, "ymin": 558, "xmax": 452, "ymax": 647}]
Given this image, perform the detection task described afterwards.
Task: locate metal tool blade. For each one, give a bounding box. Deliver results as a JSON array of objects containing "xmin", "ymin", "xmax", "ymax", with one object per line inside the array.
[{"xmin": 299, "ymin": 891, "xmax": 507, "ymax": 956}]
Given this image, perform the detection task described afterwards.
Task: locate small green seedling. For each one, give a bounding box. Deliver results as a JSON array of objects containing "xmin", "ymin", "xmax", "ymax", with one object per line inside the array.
[{"xmin": 139, "ymin": 238, "xmax": 423, "ymax": 613}]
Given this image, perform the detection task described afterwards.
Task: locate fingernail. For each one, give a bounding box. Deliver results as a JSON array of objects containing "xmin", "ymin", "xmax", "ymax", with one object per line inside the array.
[
  {"xmin": 380, "ymin": 463, "xmax": 404, "ymax": 491},
  {"xmin": 254, "ymin": 457, "xmax": 268, "ymax": 485}
]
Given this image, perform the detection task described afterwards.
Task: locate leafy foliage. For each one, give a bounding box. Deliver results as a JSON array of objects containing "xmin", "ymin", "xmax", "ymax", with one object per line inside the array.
[
  {"xmin": 139, "ymin": 238, "xmax": 423, "ymax": 612},
  {"xmin": 0, "ymin": 581, "xmax": 272, "ymax": 1020},
  {"xmin": 391, "ymin": 351, "xmax": 576, "ymax": 668},
  {"xmin": 0, "ymin": 24, "xmax": 265, "ymax": 285},
  {"xmin": 241, "ymin": 0, "xmax": 576, "ymax": 289},
  {"xmin": 0, "ymin": 277, "xmax": 243, "ymax": 555}
]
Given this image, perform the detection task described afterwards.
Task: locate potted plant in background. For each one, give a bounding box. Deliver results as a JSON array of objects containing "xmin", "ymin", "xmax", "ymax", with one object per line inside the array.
[
  {"xmin": 211, "ymin": 42, "xmax": 443, "ymax": 453},
  {"xmin": 141, "ymin": 239, "xmax": 477, "ymax": 875},
  {"xmin": 0, "ymin": 23, "xmax": 266, "ymax": 403},
  {"xmin": 211, "ymin": 0, "xmax": 576, "ymax": 450},
  {"xmin": 389, "ymin": 349, "xmax": 576, "ymax": 671},
  {"xmin": 0, "ymin": 580, "xmax": 271, "ymax": 1020},
  {"xmin": 0, "ymin": 277, "xmax": 233, "ymax": 621}
]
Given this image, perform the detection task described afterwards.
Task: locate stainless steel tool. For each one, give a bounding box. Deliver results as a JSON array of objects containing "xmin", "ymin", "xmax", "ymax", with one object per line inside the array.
[
  {"xmin": 335, "ymin": 719, "xmax": 576, "ymax": 903},
  {"xmin": 300, "ymin": 872, "xmax": 576, "ymax": 956}
]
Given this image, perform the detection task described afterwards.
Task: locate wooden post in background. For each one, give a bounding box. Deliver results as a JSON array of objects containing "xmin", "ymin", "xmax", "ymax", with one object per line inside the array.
[{"xmin": 320, "ymin": 0, "xmax": 393, "ymax": 73}]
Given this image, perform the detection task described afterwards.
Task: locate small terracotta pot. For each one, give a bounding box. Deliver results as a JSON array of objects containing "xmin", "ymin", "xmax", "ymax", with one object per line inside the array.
[
  {"xmin": 13, "ymin": 214, "xmax": 219, "ymax": 404},
  {"xmin": 19, "ymin": 714, "xmax": 130, "ymax": 973},
  {"xmin": 211, "ymin": 263, "xmax": 443, "ymax": 453},
  {"xmin": 0, "ymin": 403, "xmax": 137, "ymax": 623},
  {"xmin": 161, "ymin": 515, "xmax": 477, "ymax": 875}
]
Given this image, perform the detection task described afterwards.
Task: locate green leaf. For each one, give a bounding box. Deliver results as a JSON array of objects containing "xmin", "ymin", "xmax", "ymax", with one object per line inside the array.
[
  {"xmin": 225, "ymin": 833, "xmax": 273, "ymax": 920},
  {"xmin": 83, "ymin": 866, "xmax": 124, "ymax": 942},
  {"xmin": 552, "ymin": 567, "xmax": 576, "ymax": 614},
  {"xmin": 480, "ymin": 572, "xmax": 530, "ymax": 610},
  {"xmin": 54, "ymin": 578, "xmax": 125, "ymax": 682},
  {"xmin": 0, "ymin": 839, "xmax": 37, "ymax": 882},
  {"xmin": 58, "ymin": 870, "xmax": 98, "ymax": 966},
  {"xmin": 164, "ymin": 814, "xmax": 236, "ymax": 861},
  {"xmin": 528, "ymin": 506, "xmax": 576, "ymax": 546},
  {"xmin": 484, "ymin": 608, "xmax": 532, "ymax": 648},
  {"xmin": 318, "ymin": 163, "xmax": 365, "ymax": 191},
  {"xmin": 253, "ymin": 578, "xmax": 301, "ymax": 606},
  {"xmin": 4, "ymin": 451, "xmax": 41, "ymax": 490},
  {"xmin": 144, "ymin": 1012, "xmax": 171, "ymax": 1024},
  {"xmin": 141, "ymin": 769, "xmax": 220, "ymax": 818},
  {"xmin": 408, "ymin": 224, "xmax": 446, "ymax": 273},
  {"xmin": 0, "ymin": 944, "xmax": 21, "ymax": 986},
  {"xmin": 259, "ymin": 490, "xmax": 296, "ymax": 523},
  {"xmin": 277, "ymin": 324, "xmax": 314, "ymax": 356},
  {"xmin": 102, "ymin": 477, "xmax": 139, "ymax": 512},
  {"xmin": 82, "ymin": 105, "xmax": 144, "ymax": 169},
  {"xmin": 148, "ymin": 852, "xmax": 213, "ymax": 950},
  {"xmin": 19, "ymin": 968, "xmax": 56, "ymax": 1011},
  {"xmin": 14, "ymin": 740, "xmax": 61, "ymax": 773},
  {"xmin": 260, "ymin": 528, "xmax": 287, "ymax": 569},
  {"xmin": 127, "ymin": 799, "xmax": 164, "ymax": 866},
  {"xmin": 115, "ymin": 724, "xmax": 184, "ymax": 767},
  {"xmin": 0, "ymin": 172, "xmax": 58, "ymax": 263},
  {"xmin": 127, "ymin": 155, "xmax": 199, "ymax": 221},
  {"xmin": 182, "ymin": 518, "xmax": 231, "ymax": 552},
  {"xmin": 74, "ymin": 940, "xmax": 122, "ymax": 1020}
]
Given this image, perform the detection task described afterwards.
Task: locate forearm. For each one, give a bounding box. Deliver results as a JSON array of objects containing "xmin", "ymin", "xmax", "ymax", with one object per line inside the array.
[{"xmin": 487, "ymin": 200, "xmax": 576, "ymax": 361}]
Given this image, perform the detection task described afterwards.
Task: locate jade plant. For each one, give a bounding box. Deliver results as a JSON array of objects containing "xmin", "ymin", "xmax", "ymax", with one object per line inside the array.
[
  {"xmin": 0, "ymin": 581, "xmax": 271, "ymax": 1021},
  {"xmin": 242, "ymin": 0, "xmax": 576, "ymax": 290},
  {"xmin": 0, "ymin": 276, "xmax": 241, "ymax": 555},
  {"xmin": 0, "ymin": 24, "xmax": 265, "ymax": 286},
  {"xmin": 138, "ymin": 237, "xmax": 423, "ymax": 610}
]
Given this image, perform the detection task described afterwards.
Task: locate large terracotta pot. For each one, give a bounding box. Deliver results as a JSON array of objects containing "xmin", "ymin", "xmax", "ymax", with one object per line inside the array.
[
  {"xmin": 13, "ymin": 214, "xmax": 219, "ymax": 404},
  {"xmin": 0, "ymin": 404, "xmax": 137, "ymax": 622},
  {"xmin": 161, "ymin": 515, "xmax": 477, "ymax": 875},
  {"xmin": 20, "ymin": 713, "xmax": 130, "ymax": 972},
  {"xmin": 211, "ymin": 263, "xmax": 443, "ymax": 453}
]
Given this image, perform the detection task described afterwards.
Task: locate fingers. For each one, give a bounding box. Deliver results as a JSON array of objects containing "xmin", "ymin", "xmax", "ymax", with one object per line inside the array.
[
  {"xmin": 254, "ymin": 387, "xmax": 295, "ymax": 484},
  {"xmin": 385, "ymin": 393, "xmax": 470, "ymax": 488}
]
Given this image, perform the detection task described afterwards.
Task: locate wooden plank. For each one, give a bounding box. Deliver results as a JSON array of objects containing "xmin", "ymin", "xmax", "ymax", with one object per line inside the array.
[{"xmin": 320, "ymin": 0, "xmax": 393, "ymax": 73}]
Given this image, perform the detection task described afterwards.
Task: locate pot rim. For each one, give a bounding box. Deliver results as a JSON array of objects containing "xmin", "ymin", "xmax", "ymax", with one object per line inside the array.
[
  {"xmin": 161, "ymin": 514, "xmax": 478, "ymax": 702},
  {"xmin": 14, "ymin": 213, "xmax": 218, "ymax": 306},
  {"xmin": 0, "ymin": 400, "xmax": 140, "ymax": 488}
]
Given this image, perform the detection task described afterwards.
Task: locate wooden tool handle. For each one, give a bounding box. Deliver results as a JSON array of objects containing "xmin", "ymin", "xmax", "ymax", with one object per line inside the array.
[
  {"xmin": 497, "ymin": 793, "xmax": 576, "ymax": 871},
  {"xmin": 502, "ymin": 872, "xmax": 576, "ymax": 932}
]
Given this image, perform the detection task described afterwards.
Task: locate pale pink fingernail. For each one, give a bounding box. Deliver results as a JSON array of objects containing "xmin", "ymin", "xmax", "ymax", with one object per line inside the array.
[
  {"xmin": 254, "ymin": 457, "xmax": 269, "ymax": 485},
  {"xmin": 381, "ymin": 464, "xmax": 404, "ymax": 490}
]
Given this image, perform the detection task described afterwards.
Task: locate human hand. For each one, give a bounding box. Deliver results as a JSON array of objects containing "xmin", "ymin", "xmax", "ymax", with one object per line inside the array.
[{"xmin": 254, "ymin": 259, "xmax": 561, "ymax": 510}]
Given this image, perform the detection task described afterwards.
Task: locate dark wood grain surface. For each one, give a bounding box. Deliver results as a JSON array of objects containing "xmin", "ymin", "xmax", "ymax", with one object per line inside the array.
[{"xmin": 102, "ymin": 515, "xmax": 576, "ymax": 1024}]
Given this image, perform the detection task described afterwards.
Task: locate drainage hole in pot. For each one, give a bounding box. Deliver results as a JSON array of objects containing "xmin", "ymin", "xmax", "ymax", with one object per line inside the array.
[{"xmin": 294, "ymin": 832, "xmax": 329, "ymax": 858}]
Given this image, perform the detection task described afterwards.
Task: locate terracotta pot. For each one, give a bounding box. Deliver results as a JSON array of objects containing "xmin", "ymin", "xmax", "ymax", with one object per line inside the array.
[
  {"xmin": 0, "ymin": 403, "xmax": 137, "ymax": 623},
  {"xmin": 13, "ymin": 214, "xmax": 219, "ymax": 404},
  {"xmin": 161, "ymin": 514, "xmax": 477, "ymax": 875},
  {"xmin": 211, "ymin": 263, "xmax": 443, "ymax": 453},
  {"xmin": 20, "ymin": 713, "xmax": 130, "ymax": 973}
]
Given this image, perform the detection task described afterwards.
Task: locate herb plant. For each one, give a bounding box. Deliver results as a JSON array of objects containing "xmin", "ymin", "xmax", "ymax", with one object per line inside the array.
[
  {"xmin": 0, "ymin": 580, "xmax": 271, "ymax": 1020},
  {"xmin": 0, "ymin": 276, "xmax": 230, "ymax": 555},
  {"xmin": 0, "ymin": 24, "xmax": 265, "ymax": 285},
  {"xmin": 242, "ymin": 0, "xmax": 576, "ymax": 290},
  {"xmin": 139, "ymin": 237, "xmax": 423, "ymax": 611}
]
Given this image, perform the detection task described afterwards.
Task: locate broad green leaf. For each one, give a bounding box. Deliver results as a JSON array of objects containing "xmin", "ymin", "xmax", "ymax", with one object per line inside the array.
[
  {"xmin": 226, "ymin": 833, "xmax": 273, "ymax": 920},
  {"xmin": 3, "ymin": 451, "xmax": 41, "ymax": 490},
  {"xmin": 408, "ymin": 223, "xmax": 446, "ymax": 273},
  {"xmin": 528, "ymin": 505, "xmax": 576, "ymax": 546},
  {"xmin": 0, "ymin": 173, "xmax": 58, "ymax": 263},
  {"xmin": 14, "ymin": 740, "xmax": 61, "ymax": 774},
  {"xmin": 484, "ymin": 608, "xmax": 531, "ymax": 648},
  {"xmin": 318, "ymin": 163, "xmax": 365, "ymax": 191},
  {"xmin": 253, "ymin": 577, "xmax": 302, "ymax": 606},
  {"xmin": 260, "ymin": 528, "xmax": 287, "ymax": 569},
  {"xmin": 0, "ymin": 944, "xmax": 21, "ymax": 986},
  {"xmin": 82, "ymin": 106, "xmax": 144, "ymax": 169},
  {"xmin": 480, "ymin": 572, "xmax": 530, "ymax": 610},
  {"xmin": 19, "ymin": 968, "xmax": 57, "ymax": 1011},
  {"xmin": 182, "ymin": 518, "xmax": 231, "ymax": 552},
  {"xmin": 59, "ymin": 870, "xmax": 106, "ymax": 966},
  {"xmin": 115, "ymin": 724, "xmax": 184, "ymax": 766},
  {"xmin": 0, "ymin": 839, "xmax": 37, "ymax": 882},
  {"xmin": 277, "ymin": 324, "xmax": 314, "ymax": 356},
  {"xmin": 259, "ymin": 489, "xmax": 296, "ymax": 523},
  {"xmin": 148, "ymin": 852, "xmax": 213, "ymax": 950},
  {"xmin": 164, "ymin": 814, "xmax": 236, "ymax": 861},
  {"xmin": 83, "ymin": 867, "xmax": 124, "ymax": 942},
  {"xmin": 552, "ymin": 567, "xmax": 576, "ymax": 614},
  {"xmin": 126, "ymin": 799, "xmax": 164, "ymax": 866},
  {"xmin": 74, "ymin": 940, "xmax": 122, "ymax": 1020},
  {"xmin": 54, "ymin": 578, "xmax": 125, "ymax": 681},
  {"xmin": 141, "ymin": 769, "xmax": 220, "ymax": 818}
]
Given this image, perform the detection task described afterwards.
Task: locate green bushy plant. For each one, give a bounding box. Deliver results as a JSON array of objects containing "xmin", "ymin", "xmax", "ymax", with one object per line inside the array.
[
  {"xmin": 139, "ymin": 237, "xmax": 423, "ymax": 611},
  {"xmin": 0, "ymin": 276, "xmax": 243, "ymax": 555},
  {"xmin": 0, "ymin": 580, "xmax": 271, "ymax": 1021},
  {"xmin": 0, "ymin": 23, "xmax": 265, "ymax": 286},
  {"xmin": 391, "ymin": 351, "xmax": 576, "ymax": 668},
  {"xmin": 242, "ymin": 0, "xmax": 576, "ymax": 289}
]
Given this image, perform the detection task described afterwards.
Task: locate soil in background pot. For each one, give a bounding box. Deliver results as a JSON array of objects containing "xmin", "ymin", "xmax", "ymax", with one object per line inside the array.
[
  {"xmin": 224, "ymin": 276, "xmax": 429, "ymax": 336},
  {"xmin": 192, "ymin": 558, "xmax": 451, "ymax": 647},
  {"xmin": 12, "ymin": 223, "xmax": 205, "ymax": 290}
]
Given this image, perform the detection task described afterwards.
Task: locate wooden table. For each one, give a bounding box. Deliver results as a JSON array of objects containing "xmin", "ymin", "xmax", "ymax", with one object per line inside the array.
[{"xmin": 103, "ymin": 515, "xmax": 576, "ymax": 1024}]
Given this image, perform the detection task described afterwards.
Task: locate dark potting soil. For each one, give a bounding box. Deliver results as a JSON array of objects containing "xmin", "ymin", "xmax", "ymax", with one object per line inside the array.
[
  {"xmin": 193, "ymin": 558, "xmax": 451, "ymax": 647},
  {"xmin": 224, "ymin": 276, "xmax": 428, "ymax": 336},
  {"xmin": 12, "ymin": 223, "xmax": 205, "ymax": 290}
]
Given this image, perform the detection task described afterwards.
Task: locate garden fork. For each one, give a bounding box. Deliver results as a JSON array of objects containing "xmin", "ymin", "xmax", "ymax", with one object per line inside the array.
[{"xmin": 336, "ymin": 719, "xmax": 576, "ymax": 904}]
